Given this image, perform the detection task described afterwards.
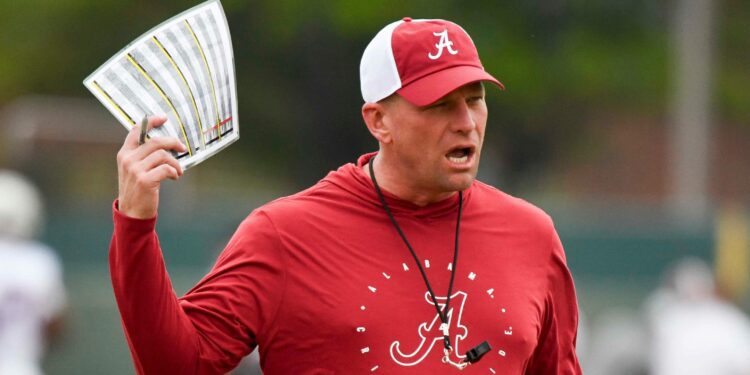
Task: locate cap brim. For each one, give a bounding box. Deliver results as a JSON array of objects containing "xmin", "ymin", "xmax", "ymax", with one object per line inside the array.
[{"xmin": 396, "ymin": 65, "xmax": 505, "ymax": 107}]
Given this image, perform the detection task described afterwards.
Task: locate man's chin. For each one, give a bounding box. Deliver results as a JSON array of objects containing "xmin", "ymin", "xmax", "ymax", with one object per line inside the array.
[{"xmin": 444, "ymin": 173, "xmax": 476, "ymax": 192}]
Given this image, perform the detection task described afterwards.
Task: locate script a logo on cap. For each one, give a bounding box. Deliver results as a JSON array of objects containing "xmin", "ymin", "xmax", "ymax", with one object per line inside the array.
[{"xmin": 428, "ymin": 29, "xmax": 459, "ymax": 60}]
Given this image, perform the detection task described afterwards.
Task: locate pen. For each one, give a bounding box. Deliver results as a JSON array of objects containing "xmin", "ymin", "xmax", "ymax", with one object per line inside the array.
[{"xmin": 138, "ymin": 116, "xmax": 148, "ymax": 145}]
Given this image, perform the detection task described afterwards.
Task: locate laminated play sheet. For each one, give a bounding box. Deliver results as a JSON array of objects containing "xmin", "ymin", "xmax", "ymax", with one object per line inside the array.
[{"xmin": 84, "ymin": 0, "xmax": 238, "ymax": 170}]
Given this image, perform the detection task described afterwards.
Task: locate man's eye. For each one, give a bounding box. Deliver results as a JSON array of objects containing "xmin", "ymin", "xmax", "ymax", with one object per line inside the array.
[
  {"xmin": 428, "ymin": 101, "xmax": 447, "ymax": 109},
  {"xmin": 468, "ymin": 96, "xmax": 484, "ymax": 103}
]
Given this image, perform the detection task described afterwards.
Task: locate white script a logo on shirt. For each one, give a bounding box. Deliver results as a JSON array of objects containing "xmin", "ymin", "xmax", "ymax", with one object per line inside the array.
[
  {"xmin": 427, "ymin": 29, "xmax": 459, "ymax": 60},
  {"xmin": 390, "ymin": 291, "xmax": 469, "ymax": 366}
]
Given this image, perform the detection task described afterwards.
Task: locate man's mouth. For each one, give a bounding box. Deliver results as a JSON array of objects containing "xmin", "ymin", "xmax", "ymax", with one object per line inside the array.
[{"xmin": 445, "ymin": 146, "xmax": 475, "ymax": 165}]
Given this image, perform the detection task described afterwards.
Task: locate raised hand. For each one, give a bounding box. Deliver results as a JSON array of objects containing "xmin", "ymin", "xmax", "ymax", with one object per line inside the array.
[{"xmin": 116, "ymin": 116, "xmax": 187, "ymax": 219}]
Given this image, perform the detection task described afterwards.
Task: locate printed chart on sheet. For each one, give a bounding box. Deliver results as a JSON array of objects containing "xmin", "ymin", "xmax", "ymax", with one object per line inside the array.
[{"xmin": 84, "ymin": 0, "xmax": 238, "ymax": 170}]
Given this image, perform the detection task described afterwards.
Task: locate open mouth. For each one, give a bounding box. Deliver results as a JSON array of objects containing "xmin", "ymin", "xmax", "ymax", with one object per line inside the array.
[{"xmin": 445, "ymin": 146, "xmax": 475, "ymax": 165}]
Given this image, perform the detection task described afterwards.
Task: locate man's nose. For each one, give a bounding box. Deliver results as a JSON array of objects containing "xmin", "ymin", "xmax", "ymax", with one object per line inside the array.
[{"xmin": 450, "ymin": 100, "xmax": 477, "ymax": 133}]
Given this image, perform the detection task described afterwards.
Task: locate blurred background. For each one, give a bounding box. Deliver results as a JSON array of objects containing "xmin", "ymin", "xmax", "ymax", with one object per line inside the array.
[{"xmin": 1, "ymin": 0, "xmax": 748, "ymax": 373}]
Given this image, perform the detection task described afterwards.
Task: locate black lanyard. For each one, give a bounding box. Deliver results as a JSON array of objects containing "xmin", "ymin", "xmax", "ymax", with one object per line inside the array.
[{"xmin": 368, "ymin": 156, "xmax": 490, "ymax": 369}]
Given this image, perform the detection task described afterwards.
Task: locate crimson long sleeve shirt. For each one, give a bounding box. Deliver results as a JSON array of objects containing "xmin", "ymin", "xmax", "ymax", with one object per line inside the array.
[{"xmin": 110, "ymin": 153, "xmax": 582, "ymax": 374}]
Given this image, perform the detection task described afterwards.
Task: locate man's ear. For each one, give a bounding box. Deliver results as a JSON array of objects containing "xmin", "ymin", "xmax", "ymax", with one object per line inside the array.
[{"xmin": 362, "ymin": 102, "xmax": 393, "ymax": 144}]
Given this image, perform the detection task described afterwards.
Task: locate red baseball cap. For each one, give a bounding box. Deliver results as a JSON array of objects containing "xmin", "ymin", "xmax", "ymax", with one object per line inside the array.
[{"xmin": 360, "ymin": 18, "xmax": 504, "ymax": 106}]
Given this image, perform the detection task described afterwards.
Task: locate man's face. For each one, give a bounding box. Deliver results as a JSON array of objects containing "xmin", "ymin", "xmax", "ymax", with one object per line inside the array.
[{"xmin": 382, "ymin": 82, "xmax": 487, "ymax": 195}]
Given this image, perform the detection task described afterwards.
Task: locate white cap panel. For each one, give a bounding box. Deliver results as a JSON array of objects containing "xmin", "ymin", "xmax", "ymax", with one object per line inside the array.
[{"xmin": 359, "ymin": 20, "xmax": 403, "ymax": 103}]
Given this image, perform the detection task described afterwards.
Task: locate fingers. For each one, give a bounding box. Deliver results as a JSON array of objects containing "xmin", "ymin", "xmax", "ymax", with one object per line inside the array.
[
  {"xmin": 118, "ymin": 115, "xmax": 187, "ymax": 165},
  {"xmin": 118, "ymin": 137, "xmax": 185, "ymax": 181},
  {"xmin": 122, "ymin": 115, "xmax": 169, "ymax": 151},
  {"xmin": 117, "ymin": 114, "xmax": 187, "ymax": 184},
  {"xmin": 146, "ymin": 115, "xmax": 168, "ymax": 131},
  {"xmin": 140, "ymin": 149, "xmax": 184, "ymax": 177},
  {"xmin": 144, "ymin": 163, "xmax": 180, "ymax": 182},
  {"xmin": 132, "ymin": 135, "xmax": 187, "ymax": 161}
]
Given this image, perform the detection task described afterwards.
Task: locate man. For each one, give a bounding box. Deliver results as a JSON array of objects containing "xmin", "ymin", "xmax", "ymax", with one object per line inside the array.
[
  {"xmin": 111, "ymin": 18, "xmax": 581, "ymax": 374},
  {"xmin": 0, "ymin": 170, "xmax": 66, "ymax": 375}
]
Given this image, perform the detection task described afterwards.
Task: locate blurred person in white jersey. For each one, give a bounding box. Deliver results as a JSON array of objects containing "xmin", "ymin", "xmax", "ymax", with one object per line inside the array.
[
  {"xmin": 0, "ymin": 170, "xmax": 66, "ymax": 375},
  {"xmin": 646, "ymin": 257, "xmax": 750, "ymax": 375}
]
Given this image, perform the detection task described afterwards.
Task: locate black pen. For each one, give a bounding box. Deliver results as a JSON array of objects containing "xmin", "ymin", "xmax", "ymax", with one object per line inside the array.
[{"xmin": 138, "ymin": 116, "xmax": 148, "ymax": 145}]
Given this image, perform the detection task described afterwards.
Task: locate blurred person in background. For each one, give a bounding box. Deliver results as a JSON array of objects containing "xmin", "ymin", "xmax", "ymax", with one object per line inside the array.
[
  {"xmin": 582, "ymin": 310, "xmax": 648, "ymax": 375},
  {"xmin": 0, "ymin": 170, "xmax": 66, "ymax": 375},
  {"xmin": 645, "ymin": 257, "xmax": 750, "ymax": 375}
]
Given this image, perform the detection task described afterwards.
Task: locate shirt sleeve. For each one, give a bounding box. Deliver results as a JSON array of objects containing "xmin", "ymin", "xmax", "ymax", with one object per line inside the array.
[
  {"xmin": 109, "ymin": 200, "xmax": 286, "ymax": 375},
  {"xmin": 525, "ymin": 226, "xmax": 582, "ymax": 375}
]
